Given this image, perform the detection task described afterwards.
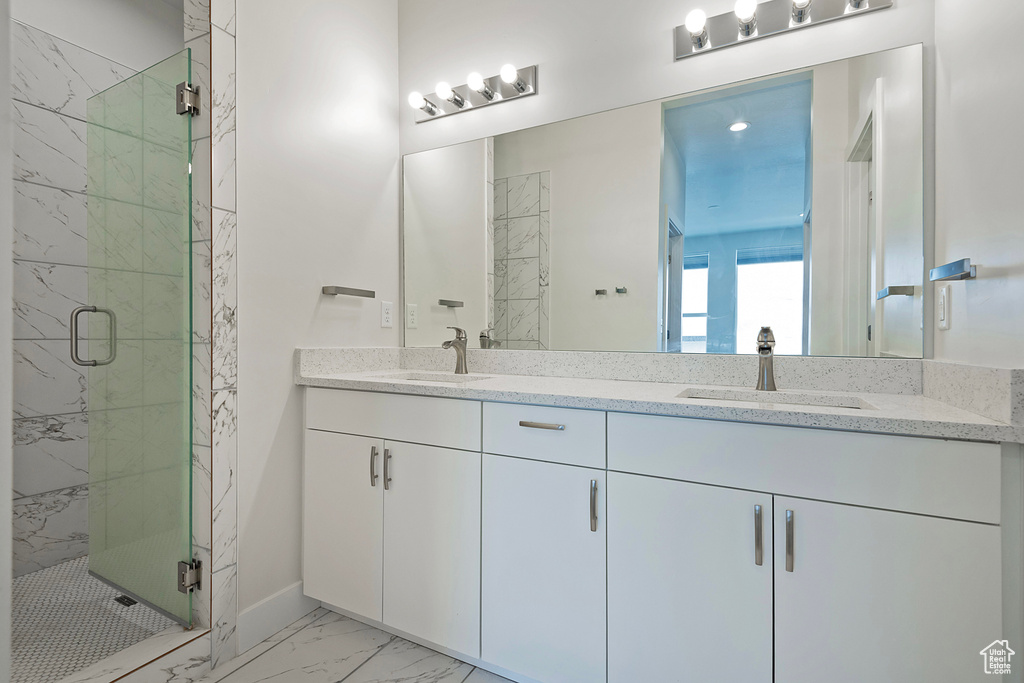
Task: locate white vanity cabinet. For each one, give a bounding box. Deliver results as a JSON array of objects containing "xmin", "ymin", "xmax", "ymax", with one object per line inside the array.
[
  {"xmin": 302, "ymin": 389, "xmax": 482, "ymax": 657},
  {"xmin": 607, "ymin": 473, "xmax": 774, "ymax": 683},
  {"xmin": 482, "ymin": 454, "xmax": 606, "ymax": 683}
]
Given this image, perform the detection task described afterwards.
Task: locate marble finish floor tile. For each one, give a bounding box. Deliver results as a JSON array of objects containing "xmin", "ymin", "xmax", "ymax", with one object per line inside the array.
[{"xmin": 197, "ymin": 609, "xmax": 511, "ymax": 683}]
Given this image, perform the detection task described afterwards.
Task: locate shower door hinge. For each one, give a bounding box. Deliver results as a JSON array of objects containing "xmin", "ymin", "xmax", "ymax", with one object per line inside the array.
[
  {"xmin": 177, "ymin": 559, "xmax": 203, "ymax": 594},
  {"xmin": 176, "ymin": 82, "xmax": 200, "ymax": 116}
]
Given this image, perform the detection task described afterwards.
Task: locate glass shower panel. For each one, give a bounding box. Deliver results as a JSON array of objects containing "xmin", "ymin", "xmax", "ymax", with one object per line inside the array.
[{"xmin": 85, "ymin": 49, "xmax": 193, "ymax": 625}]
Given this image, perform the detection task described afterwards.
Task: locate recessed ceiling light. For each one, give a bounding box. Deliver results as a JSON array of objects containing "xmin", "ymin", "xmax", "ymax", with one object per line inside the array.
[{"xmin": 729, "ymin": 121, "xmax": 751, "ymax": 132}]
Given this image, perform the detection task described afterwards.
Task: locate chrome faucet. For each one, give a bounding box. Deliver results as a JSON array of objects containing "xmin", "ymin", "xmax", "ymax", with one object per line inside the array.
[
  {"xmin": 479, "ymin": 327, "xmax": 502, "ymax": 349},
  {"xmin": 755, "ymin": 327, "xmax": 777, "ymax": 391},
  {"xmin": 442, "ymin": 326, "xmax": 469, "ymax": 374}
]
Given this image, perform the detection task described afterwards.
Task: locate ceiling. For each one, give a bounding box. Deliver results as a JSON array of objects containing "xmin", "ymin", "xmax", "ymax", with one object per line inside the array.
[{"xmin": 664, "ymin": 74, "xmax": 813, "ymax": 236}]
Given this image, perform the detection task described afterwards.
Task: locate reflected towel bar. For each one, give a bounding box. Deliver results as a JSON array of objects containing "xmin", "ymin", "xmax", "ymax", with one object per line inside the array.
[
  {"xmin": 876, "ymin": 286, "xmax": 915, "ymax": 300},
  {"xmin": 322, "ymin": 286, "xmax": 375, "ymax": 298},
  {"xmin": 439, "ymin": 299, "xmax": 464, "ymax": 308},
  {"xmin": 930, "ymin": 259, "xmax": 977, "ymax": 282}
]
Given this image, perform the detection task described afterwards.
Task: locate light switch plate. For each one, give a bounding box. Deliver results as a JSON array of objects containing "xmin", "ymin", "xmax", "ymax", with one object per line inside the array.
[
  {"xmin": 381, "ymin": 301, "xmax": 394, "ymax": 328},
  {"xmin": 937, "ymin": 285, "xmax": 951, "ymax": 331},
  {"xmin": 406, "ymin": 304, "xmax": 418, "ymax": 329}
]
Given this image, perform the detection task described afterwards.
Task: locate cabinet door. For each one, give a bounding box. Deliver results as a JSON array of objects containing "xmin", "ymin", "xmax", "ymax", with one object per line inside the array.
[
  {"xmin": 383, "ymin": 442, "xmax": 481, "ymax": 658},
  {"xmin": 303, "ymin": 430, "xmax": 384, "ymax": 621},
  {"xmin": 482, "ymin": 455, "xmax": 606, "ymax": 683},
  {"xmin": 775, "ymin": 497, "xmax": 1002, "ymax": 683},
  {"xmin": 608, "ymin": 473, "xmax": 773, "ymax": 683}
]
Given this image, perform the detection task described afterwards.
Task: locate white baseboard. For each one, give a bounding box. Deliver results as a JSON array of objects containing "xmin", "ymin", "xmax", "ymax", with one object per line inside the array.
[{"xmin": 237, "ymin": 581, "xmax": 320, "ymax": 653}]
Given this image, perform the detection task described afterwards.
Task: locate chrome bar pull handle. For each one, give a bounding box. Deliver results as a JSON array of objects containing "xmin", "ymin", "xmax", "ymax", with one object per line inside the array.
[
  {"xmin": 785, "ymin": 509, "xmax": 794, "ymax": 572},
  {"xmin": 590, "ymin": 479, "xmax": 598, "ymax": 532},
  {"xmin": 754, "ymin": 504, "xmax": 763, "ymax": 566},
  {"xmin": 70, "ymin": 306, "xmax": 117, "ymax": 367},
  {"xmin": 383, "ymin": 448, "xmax": 392, "ymax": 491},
  {"xmin": 369, "ymin": 446, "xmax": 378, "ymax": 487},
  {"xmin": 519, "ymin": 421, "xmax": 565, "ymax": 431}
]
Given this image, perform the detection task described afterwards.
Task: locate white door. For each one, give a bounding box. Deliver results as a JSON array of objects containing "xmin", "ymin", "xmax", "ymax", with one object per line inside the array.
[
  {"xmin": 302, "ymin": 430, "xmax": 384, "ymax": 621},
  {"xmin": 482, "ymin": 455, "xmax": 606, "ymax": 683},
  {"xmin": 383, "ymin": 442, "xmax": 481, "ymax": 658},
  {"xmin": 775, "ymin": 497, "xmax": 1002, "ymax": 683},
  {"xmin": 608, "ymin": 473, "xmax": 773, "ymax": 683}
]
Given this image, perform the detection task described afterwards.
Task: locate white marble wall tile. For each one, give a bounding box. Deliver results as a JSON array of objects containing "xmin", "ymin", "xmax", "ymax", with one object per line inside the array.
[
  {"xmin": 104, "ymin": 339, "xmax": 144, "ymax": 409},
  {"xmin": 485, "ymin": 137, "xmax": 494, "ymax": 185},
  {"xmin": 193, "ymin": 545, "xmax": 212, "ymax": 630},
  {"xmin": 486, "ymin": 273, "xmax": 495, "ymax": 329},
  {"xmin": 493, "ymin": 178, "xmax": 507, "ymax": 220},
  {"xmin": 212, "ymin": 390, "xmax": 236, "ymax": 570},
  {"xmin": 13, "ymin": 260, "xmax": 87, "ymax": 339},
  {"xmin": 539, "ymin": 211, "xmax": 549, "ymax": 285},
  {"xmin": 343, "ymin": 634, "xmax": 473, "ymax": 683},
  {"xmin": 184, "ymin": 0, "xmax": 213, "ymax": 45},
  {"xmin": 118, "ymin": 632, "xmax": 212, "ymax": 683},
  {"xmin": 144, "ymin": 206, "xmax": 188, "ymax": 276},
  {"xmin": 13, "ymin": 413, "xmax": 89, "ymax": 496},
  {"xmin": 507, "ymin": 299, "xmax": 540, "ymax": 341},
  {"xmin": 540, "ymin": 171, "xmax": 550, "ymax": 212},
  {"xmin": 99, "ymin": 268, "xmax": 144, "ymax": 340},
  {"xmin": 193, "ymin": 445, "xmax": 212, "ymax": 552},
  {"xmin": 143, "ymin": 139, "xmax": 186, "ymax": 213},
  {"xmin": 13, "ymin": 101, "xmax": 87, "ymax": 191},
  {"xmin": 103, "ymin": 130, "xmax": 145, "ymax": 206},
  {"xmin": 185, "ymin": 34, "xmax": 212, "ymax": 140},
  {"xmin": 194, "ymin": 239, "xmax": 213, "ymax": 344},
  {"xmin": 193, "ymin": 343, "xmax": 213, "ymax": 446},
  {"xmin": 211, "ymin": 28, "xmax": 235, "ymax": 212},
  {"xmin": 539, "ymin": 285, "xmax": 549, "ymax": 349},
  {"xmin": 13, "ymin": 180, "xmax": 88, "ymax": 265},
  {"xmin": 494, "ymin": 259, "xmax": 507, "ymax": 301},
  {"xmin": 506, "ymin": 258, "xmax": 539, "ymax": 300},
  {"xmin": 493, "ymin": 300, "xmax": 508, "ymax": 342},
  {"xmin": 192, "ymin": 138, "xmax": 212, "ymax": 241},
  {"xmin": 11, "ymin": 21, "xmax": 135, "ymax": 120},
  {"xmin": 103, "ymin": 199, "xmax": 144, "ymax": 271},
  {"xmin": 14, "ymin": 339, "xmax": 87, "ymax": 418},
  {"xmin": 506, "ymin": 173, "xmax": 540, "ymax": 218},
  {"xmin": 211, "ymin": 0, "xmax": 236, "ymax": 35},
  {"xmin": 212, "ymin": 210, "xmax": 236, "ymax": 389},
  {"xmin": 211, "ymin": 563, "xmax": 238, "ymax": 668},
  {"xmin": 13, "ymin": 485, "xmax": 89, "ymax": 576},
  {"xmin": 143, "ymin": 273, "xmax": 186, "ymax": 340},
  {"xmin": 506, "ymin": 215, "xmax": 539, "ymax": 259},
  {"xmin": 493, "ymin": 219, "xmax": 508, "ymax": 261}
]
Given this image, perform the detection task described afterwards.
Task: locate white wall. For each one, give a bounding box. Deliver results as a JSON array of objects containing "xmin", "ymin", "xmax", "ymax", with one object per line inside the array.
[
  {"xmin": 398, "ymin": 0, "xmax": 935, "ymax": 157},
  {"xmin": 1, "ymin": 0, "xmax": 15, "ymax": 675},
  {"xmin": 933, "ymin": 0, "xmax": 1024, "ymax": 368},
  {"xmin": 236, "ymin": 0, "xmax": 399, "ymax": 615},
  {"xmin": 11, "ymin": 0, "xmax": 183, "ymax": 70},
  {"xmin": 404, "ymin": 140, "xmax": 489, "ymax": 347},
  {"xmin": 495, "ymin": 103, "xmax": 663, "ymax": 352}
]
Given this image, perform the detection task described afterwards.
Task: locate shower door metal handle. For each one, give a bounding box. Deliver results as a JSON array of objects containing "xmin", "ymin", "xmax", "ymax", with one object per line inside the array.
[{"xmin": 70, "ymin": 306, "xmax": 117, "ymax": 367}]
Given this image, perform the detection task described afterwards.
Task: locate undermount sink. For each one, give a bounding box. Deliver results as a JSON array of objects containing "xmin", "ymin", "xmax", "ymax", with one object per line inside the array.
[
  {"xmin": 372, "ymin": 372, "xmax": 491, "ymax": 384},
  {"xmin": 678, "ymin": 387, "xmax": 875, "ymax": 410}
]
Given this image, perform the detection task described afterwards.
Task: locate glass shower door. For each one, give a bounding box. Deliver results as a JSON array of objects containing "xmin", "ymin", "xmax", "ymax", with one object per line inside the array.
[{"xmin": 82, "ymin": 49, "xmax": 194, "ymax": 625}]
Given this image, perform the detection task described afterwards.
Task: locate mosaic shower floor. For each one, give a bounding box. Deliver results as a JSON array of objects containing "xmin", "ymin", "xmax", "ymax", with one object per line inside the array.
[{"xmin": 12, "ymin": 556, "xmax": 175, "ymax": 683}]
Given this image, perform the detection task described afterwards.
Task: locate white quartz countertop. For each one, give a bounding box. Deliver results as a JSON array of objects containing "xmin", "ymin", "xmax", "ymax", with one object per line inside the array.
[{"xmin": 296, "ymin": 367, "xmax": 1021, "ymax": 443}]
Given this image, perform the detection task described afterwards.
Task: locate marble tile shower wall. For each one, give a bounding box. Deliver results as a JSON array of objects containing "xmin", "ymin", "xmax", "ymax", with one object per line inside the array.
[
  {"xmin": 493, "ymin": 172, "xmax": 550, "ymax": 350},
  {"xmin": 11, "ymin": 20, "xmax": 141, "ymax": 577}
]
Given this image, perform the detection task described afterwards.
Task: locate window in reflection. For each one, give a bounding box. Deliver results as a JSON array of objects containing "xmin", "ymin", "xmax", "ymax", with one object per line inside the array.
[
  {"xmin": 680, "ymin": 254, "xmax": 709, "ymax": 354},
  {"xmin": 735, "ymin": 248, "xmax": 805, "ymax": 356}
]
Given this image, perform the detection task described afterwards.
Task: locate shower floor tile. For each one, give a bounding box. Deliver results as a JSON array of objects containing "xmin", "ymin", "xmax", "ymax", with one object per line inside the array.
[{"xmin": 12, "ymin": 555, "xmax": 175, "ymax": 683}]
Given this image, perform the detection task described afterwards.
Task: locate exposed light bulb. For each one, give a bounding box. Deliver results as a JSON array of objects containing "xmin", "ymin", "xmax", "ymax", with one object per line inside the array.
[
  {"xmin": 735, "ymin": 0, "xmax": 757, "ymax": 22},
  {"xmin": 500, "ymin": 64, "xmax": 527, "ymax": 93},
  {"xmin": 685, "ymin": 9, "xmax": 707, "ymax": 33},
  {"xmin": 408, "ymin": 91, "xmax": 425, "ymax": 109},
  {"xmin": 729, "ymin": 121, "xmax": 751, "ymax": 132},
  {"xmin": 792, "ymin": 0, "xmax": 811, "ymax": 23},
  {"xmin": 435, "ymin": 81, "xmax": 453, "ymax": 100},
  {"xmin": 467, "ymin": 72, "xmax": 485, "ymax": 92},
  {"xmin": 793, "ymin": 0, "xmax": 811, "ymax": 7}
]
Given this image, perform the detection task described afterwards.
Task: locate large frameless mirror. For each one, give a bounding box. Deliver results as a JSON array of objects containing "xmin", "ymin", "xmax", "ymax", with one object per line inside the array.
[{"xmin": 403, "ymin": 43, "xmax": 924, "ymax": 358}]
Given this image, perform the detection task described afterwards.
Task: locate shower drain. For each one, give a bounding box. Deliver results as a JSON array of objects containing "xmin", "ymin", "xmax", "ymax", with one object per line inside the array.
[{"xmin": 114, "ymin": 595, "xmax": 138, "ymax": 607}]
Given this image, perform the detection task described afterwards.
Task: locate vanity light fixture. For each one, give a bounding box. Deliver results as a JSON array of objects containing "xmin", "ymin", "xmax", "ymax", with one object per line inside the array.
[
  {"xmin": 407, "ymin": 91, "xmax": 438, "ymax": 116},
  {"xmin": 435, "ymin": 81, "xmax": 466, "ymax": 108},
  {"xmin": 735, "ymin": 0, "xmax": 758, "ymax": 36},
  {"xmin": 674, "ymin": 0, "xmax": 893, "ymax": 61},
  {"xmin": 685, "ymin": 9, "xmax": 710, "ymax": 49},
  {"xmin": 792, "ymin": 0, "xmax": 812, "ymax": 24},
  {"xmin": 730, "ymin": 121, "xmax": 751, "ymax": 132},
  {"xmin": 409, "ymin": 65, "xmax": 538, "ymax": 123},
  {"xmin": 467, "ymin": 72, "xmax": 496, "ymax": 101}
]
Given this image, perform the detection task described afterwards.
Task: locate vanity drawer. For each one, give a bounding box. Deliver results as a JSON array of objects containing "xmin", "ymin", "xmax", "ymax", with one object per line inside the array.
[
  {"xmin": 483, "ymin": 403, "xmax": 605, "ymax": 468},
  {"xmin": 608, "ymin": 412, "xmax": 1001, "ymax": 523},
  {"xmin": 305, "ymin": 388, "xmax": 481, "ymax": 451}
]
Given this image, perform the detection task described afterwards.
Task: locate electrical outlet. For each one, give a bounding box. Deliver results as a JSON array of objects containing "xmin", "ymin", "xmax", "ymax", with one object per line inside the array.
[
  {"xmin": 938, "ymin": 285, "xmax": 951, "ymax": 331},
  {"xmin": 381, "ymin": 301, "xmax": 394, "ymax": 328},
  {"xmin": 406, "ymin": 304, "xmax": 418, "ymax": 329}
]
